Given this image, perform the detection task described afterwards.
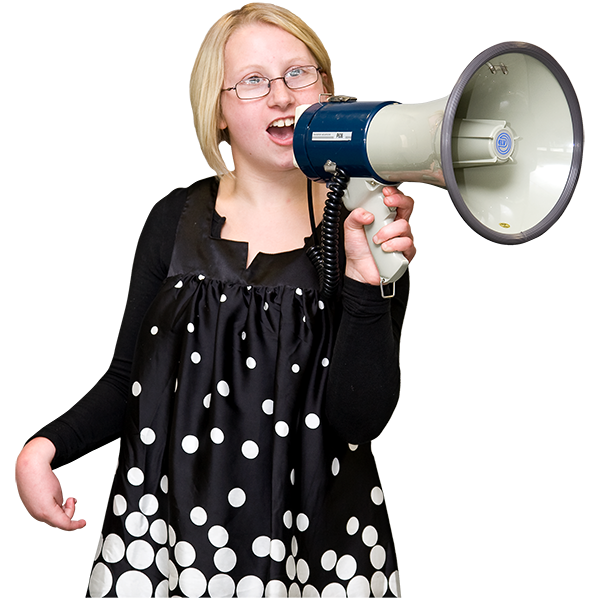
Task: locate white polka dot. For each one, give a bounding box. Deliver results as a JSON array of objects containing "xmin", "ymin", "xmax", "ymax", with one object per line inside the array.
[
  {"xmin": 168, "ymin": 525, "xmax": 177, "ymax": 547},
  {"xmin": 322, "ymin": 357, "xmax": 330, "ymax": 367},
  {"xmin": 126, "ymin": 539, "xmax": 155, "ymax": 570},
  {"xmin": 347, "ymin": 575, "xmax": 371, "ymax": 598},
  {"xmin": 241, "ymin": 440, "xmax": 259, "ymax": 459},
  {"xmin": 389, "ymin": 570, "xmax": 401, "ymax": 597},
  {"xmin": 168, "ymin": 559, "xmax": 178, "ymax": 591},
  {"xmin": 347, "ymin": 516, "xmax": 359, "ymax": 535},
  {"xmin": 322, "ymin": 582, "xmax": 346, "ymax": 597},
  {"xmin": 88, "ymin": 563, "xmax": 112, "ymax": 598},
  {"xmin": 208, "ymin": 574, "xmax": 235, "ymax": 598},
  {"xmin": 291, "ymin": 363, "xmax": 300, "ymax": 373},
  {"xmin": 269, "ymin": 539, "xmax": 286, "ymax": 562},
  {"xmin": 252, "ymin": 535, "xmax": 271, "ymax": 558},
  {"xmin": 160, "ymin": 475, "xmax": 169, "ymax": 494},
  {"xmin": 241, "ymin": 330, "xmax": 247, "ymax": 340},
  {"xmin": 179, "ymin": 568, "xmax": 207, "ymax": 598},
  {"xmin": 332, "ymin": 457, "xmax": 340, "ymax": 476},
  {"xmin": 220, "ymin": 293, "xmax": 227, "ymax": 303},
  {"xmin": 214, "ymin": 547, "xmax": 237, "ymax": 572},
  {"xmin": 290, "ymin": 469, "xmax": 296, "ymax": 485},
  {"xmin": 140, "ymin": 427, "xmax": 156, "ymax": 445},
  {"xmin": 150, "ymin": 326, "xmax": 159, "ymax": 335},
  {"xmin": 175, "ymin": 541, "xmax": 196, "ymax": 567},
  {"xmin": 94, "ymin": 534, "xmax": 103, "ymax": 561},
  {"xmin": 125, "ymin": 512, "xmax": 149, "ymax": 538},
  {"xmin": 296, "ymin": 513, "xmax": 309, "ymax": 532},
  {"xmin": 262, "ymin": 399, "xmax": 274, "ymax": 415},
  {"xmin": 286, "ymin": 555, "xmax": 296, "ymax": 580},
  {"xmin": 371, "ymin": 545, "xmax": 386, "ymax": 570},
  {"xmin": 246, "ymin": 357, "xmax": 257, "ymax": 369},
  {"xmin": 283, "ymin": 510, "xmax": 293, "ymax": 529},
  {"xmin": 102, "ymin": 533, "xmax": 125, "ymax": 563},
  {"xmin": 190, "ymin": 506, "xmax": 208, "ymax": 526},
  {"xmin": 208, "ymin": 525, "xmax": 229, "ymax": 548},
  {"xmin": 296, "ymin": 558, "xmax": 310, "ymax": 584},
  {"xmin": 275, "ymin": 421, "xmax": 289, "ymax": 437},
  {"xmin": 198, "ymin": 274, "xmax": 205, "ymax": 280},
  {"xmin": 348, "ymin": 443, "xmax": 359, "ymax": 451},
  {"xmin": 150, "ymin": 519, "xmax": 168, "ymax": 544},
  {"xmin": 303, "ymin": 584, "xmax": 320, "ymax": 598},
  {"xmin": 155, "ymin": 579, "xmax": 169, "ymax": 597},
  {"xmin": 336, "ymin": 554, "xmax": 357, "ymax": 580},
  {"xmin": 127, "ymin": 467, "xmax": 144, "ymax": 486},
  {"xmin": 318, "ymin": 300, "xmax": 325, "ymax": 310},
  {"xmin": 116, "ymin": 571, "xmax": 153, "ymax": 597},
  {"xmin": 217, "ymin": 380, "xmax": 230, "ymax": 397},
  {"xmin": 227, "ymin": 487, "xmax": 246, "ymax": 508},
  {"xmin": 203, "ymin": 393, "xmax": 211, "ymax": 408},
  {"xmin": 371, "ymin": 571, "xmax": 388, "ymax": 597},
  {"xmin": 155, "ymin": 548, "xmax": 169, "ymax": 577},
  {"xmin": 187, "ymin": 322, "xmax": 195, "ymax": 333},
  {"xmin": 305, "ymin": 413, "xmax": 320, "ymax": 429},
  {"xmin": 236, "ymin": 575, "xmax": 264, "ymax": 598},
  {"xmin": 210, "ymin": 428, "xmax": 225, "ymax": 444},
  {"xmin": 113, "ymin": 494, "xmax": 127, "ymax": 517},
  {"xmin": 362, "ymin": 525, "xmax": 379, "ymax": 547},
  {"xmin": 321, "ymin": 550, "xmax": 337, "ymax": 571},
  {"xmin": 371, "ymin": 486, "xmax": 384, "ymax": 505},
  {"xmin": 296, "ymin": 287, "xmax": 303, "ymax": 295},
  {"xmin": 174, "ymin": 378, "xmax": 178, "ymax": 393},
  {"xmin": 182, "ymin": 434, "xmax": 199, "ymax": 454},
  {"xmin": 265, "ymin": 580, "xmax": 287, "ymax": 597},
  {"xmin": 291, "ymin": 536, "xmax": 298, "ymax": 557},
  {"xmin": 263, "ymin": 302, "xmax": 269, "ymax": 311},
  {"xmin": 175, "ymin": 280, "xmax": 183, "ymax": 288},
  {"xmin": 139, "ymin": 494, "xmax": 159, "ymax": 516},
  {"xmin": 132, "ymin": 381, "xmax": 142, "ymax": 397},
  {"xmin": 190, "ymin": 351, "xmax": 201, "ymax": 364}
]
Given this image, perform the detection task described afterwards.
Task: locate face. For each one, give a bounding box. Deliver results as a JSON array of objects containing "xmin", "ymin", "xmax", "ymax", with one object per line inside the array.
[{"xmin": 220, "ymin": 23, "xmax": 327, "ymax": 175}]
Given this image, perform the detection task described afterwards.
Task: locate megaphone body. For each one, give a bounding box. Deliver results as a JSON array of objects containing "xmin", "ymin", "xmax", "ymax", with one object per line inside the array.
[{"xmin": 293, "ymin": 42, "xmax": 584, "ymax": 289}]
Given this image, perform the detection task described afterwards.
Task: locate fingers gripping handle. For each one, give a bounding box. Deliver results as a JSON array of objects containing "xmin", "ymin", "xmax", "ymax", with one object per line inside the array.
[{"xmin": 343, "ymin": 178, "xmax": 409, "ymax": 288}]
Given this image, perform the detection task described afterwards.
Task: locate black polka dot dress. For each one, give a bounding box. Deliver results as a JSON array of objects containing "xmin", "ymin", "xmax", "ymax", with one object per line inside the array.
[{"xmin": 87, "ymin": 178, "xmax": 400, "ymax": 598}]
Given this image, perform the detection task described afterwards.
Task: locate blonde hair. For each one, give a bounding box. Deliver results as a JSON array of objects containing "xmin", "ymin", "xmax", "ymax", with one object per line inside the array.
[{"xmin": 190, "ymin": 3, "xmax": 334, "ymax": 177}]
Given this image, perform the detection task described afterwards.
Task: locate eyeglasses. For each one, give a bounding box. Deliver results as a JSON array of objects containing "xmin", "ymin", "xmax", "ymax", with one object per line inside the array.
[{"xmin": 222, "ymin": 65, "xmax": 322, "ymax": 100}]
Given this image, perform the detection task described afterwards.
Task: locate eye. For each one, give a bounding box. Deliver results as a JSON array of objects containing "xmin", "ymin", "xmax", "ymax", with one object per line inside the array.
[
  {"xmin": 286, "ymin": 67, "xmax": 307, "ymax": 79},
  {"xmin": 240, "ymin": 75, "xmax": 265, "ymax": 87}
]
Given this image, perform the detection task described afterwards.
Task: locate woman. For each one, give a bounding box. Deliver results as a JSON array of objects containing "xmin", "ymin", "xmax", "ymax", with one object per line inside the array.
[{"xmin": 16, "ymin": 3, "xmax": 415, "ymax": 597}]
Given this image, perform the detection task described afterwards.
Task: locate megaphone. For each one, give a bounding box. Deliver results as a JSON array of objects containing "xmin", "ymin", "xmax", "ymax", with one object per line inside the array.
[{"xmin": 293, "ymin": 41, "xmax": 584, "ymax": 295}]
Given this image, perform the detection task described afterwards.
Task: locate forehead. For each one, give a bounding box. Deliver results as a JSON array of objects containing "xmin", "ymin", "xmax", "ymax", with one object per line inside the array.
[{"xmin": 224, "ymin": 22, "xmax": 314, "ymax": 77}]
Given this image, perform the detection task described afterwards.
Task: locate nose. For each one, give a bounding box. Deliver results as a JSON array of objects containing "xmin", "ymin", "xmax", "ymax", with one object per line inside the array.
[{"xmin": 267, "ymin": 77, "xmax": 294, "ymax": 108}]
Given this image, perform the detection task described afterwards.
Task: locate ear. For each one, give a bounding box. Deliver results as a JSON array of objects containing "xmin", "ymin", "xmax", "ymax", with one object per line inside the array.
[{"xmin": 320, "ymin": 71, "xmax": 331, "ymax": 94}]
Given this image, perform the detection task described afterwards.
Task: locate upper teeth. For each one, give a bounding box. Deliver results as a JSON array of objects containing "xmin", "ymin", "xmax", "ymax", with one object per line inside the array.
[{"xmin": 270, "ymin": 118, "xmax": 295, "ymax": 128}]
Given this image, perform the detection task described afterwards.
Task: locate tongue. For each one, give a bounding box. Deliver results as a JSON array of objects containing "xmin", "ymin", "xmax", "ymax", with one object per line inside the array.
[{"xmin": 268, "ymin": 125, "xmax": 294, "ymax": 141}]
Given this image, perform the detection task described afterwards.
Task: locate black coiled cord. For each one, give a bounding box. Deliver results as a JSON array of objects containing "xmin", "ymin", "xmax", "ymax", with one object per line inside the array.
[{"xmin": 306, "ymin": 167, "xmax": 349, "ymax": 299}]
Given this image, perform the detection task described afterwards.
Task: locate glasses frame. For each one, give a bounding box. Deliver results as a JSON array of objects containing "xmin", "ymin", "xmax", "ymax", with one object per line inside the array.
[{"xmin": 222, "ymin": 65, "xmax": 322, "ymax": 100}]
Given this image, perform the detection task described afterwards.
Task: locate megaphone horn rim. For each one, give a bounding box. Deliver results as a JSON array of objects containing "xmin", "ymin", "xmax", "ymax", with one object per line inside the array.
[{"xmin": 440, "ymin": 41, "xmax": 584, "ymax": 245}]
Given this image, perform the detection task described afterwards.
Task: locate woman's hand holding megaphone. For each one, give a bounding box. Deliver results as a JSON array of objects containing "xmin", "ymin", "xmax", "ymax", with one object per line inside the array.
[{"xmin": 344, "ymin": 185, "xmax": 416, "ymax": 286}]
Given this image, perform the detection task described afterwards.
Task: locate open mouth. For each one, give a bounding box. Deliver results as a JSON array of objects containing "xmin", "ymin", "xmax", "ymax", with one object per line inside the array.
[{"xmin": 267, "ymin": 117, "xmax": 295, "ymax": 142}]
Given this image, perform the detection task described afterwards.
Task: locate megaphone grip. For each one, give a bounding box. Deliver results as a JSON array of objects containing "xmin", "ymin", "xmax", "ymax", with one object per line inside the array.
[{"xmin": 343, "ymin": 178, "xmax": 409, "ymax": 285}]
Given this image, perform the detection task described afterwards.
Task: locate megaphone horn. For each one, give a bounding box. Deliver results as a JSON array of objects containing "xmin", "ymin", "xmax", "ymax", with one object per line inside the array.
[{"xmin": 293, "ymin": 41, "xmax": 584, "ymax": 293}]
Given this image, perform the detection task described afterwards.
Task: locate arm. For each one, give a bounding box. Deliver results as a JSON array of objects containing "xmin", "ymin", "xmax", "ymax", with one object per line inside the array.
[
  {"xmin": 15, "ymin": 187, "xmax": 186, "ymax": 529},
  {"xmin": 325, "ymin": 187, "xmax": 414, "ymax": 443},
  {"xmin": 325, "ymin": 274, "xmax": 409, "ymax": 443}
]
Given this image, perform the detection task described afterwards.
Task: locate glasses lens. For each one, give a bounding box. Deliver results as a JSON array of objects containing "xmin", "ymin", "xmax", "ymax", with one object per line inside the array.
[
  {"xmin": 285, "ymin": 66, "xmax": 318, "ymax": 89},
  {"xmin": 236, "ymin": 77, "xmax": 269, "ymax": 99}
]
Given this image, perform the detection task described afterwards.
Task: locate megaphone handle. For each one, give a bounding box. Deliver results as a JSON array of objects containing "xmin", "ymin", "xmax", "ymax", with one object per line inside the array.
[{"xmin": 343, "ymin": 178, "xmax": 409, "ymax": 287}]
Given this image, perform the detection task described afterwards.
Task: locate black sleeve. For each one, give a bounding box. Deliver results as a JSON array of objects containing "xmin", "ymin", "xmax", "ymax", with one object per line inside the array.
[
  {"xmin": 325, "ymin": 272, "xmax": 409, "ymax": 444},
  {"xmin": 29, "ymin": 188, "xmax": 187, "ymax": 469}
]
